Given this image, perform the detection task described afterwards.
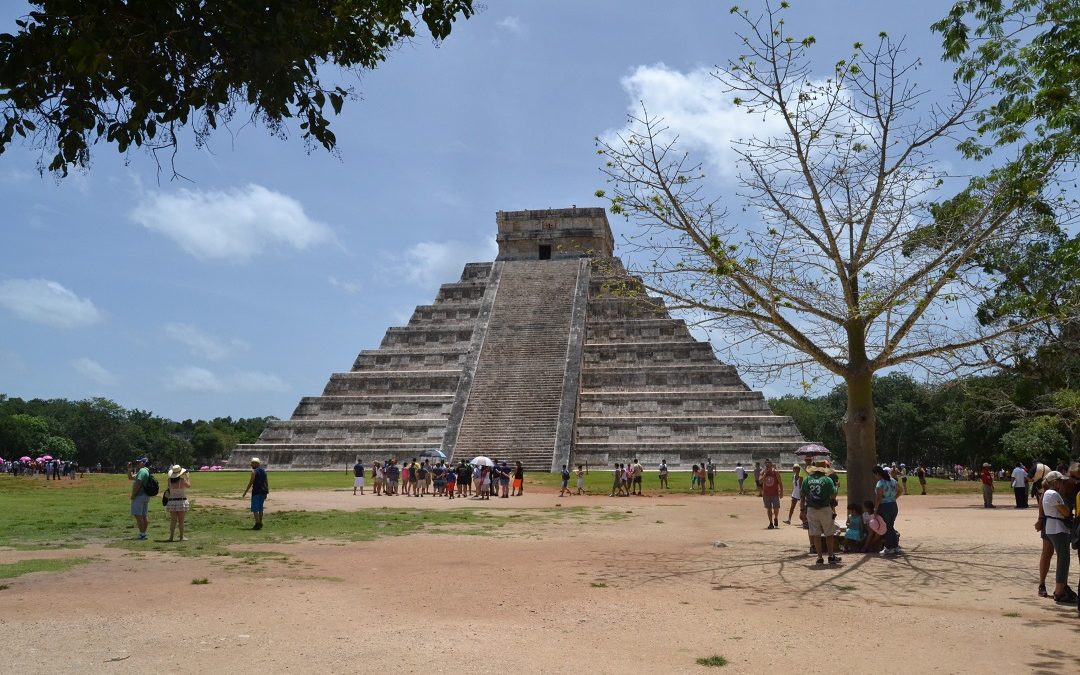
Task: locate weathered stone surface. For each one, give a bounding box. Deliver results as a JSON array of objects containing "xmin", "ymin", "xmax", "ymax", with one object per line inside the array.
[{"xmin": 231, "ymin": 208, "xmax": 804, "ymax": 470}]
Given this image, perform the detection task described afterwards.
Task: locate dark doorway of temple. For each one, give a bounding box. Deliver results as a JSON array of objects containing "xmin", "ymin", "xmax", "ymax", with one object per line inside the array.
[{"xmin": 538, "ymin": 244, "xmax": 552, "ymax": 260}]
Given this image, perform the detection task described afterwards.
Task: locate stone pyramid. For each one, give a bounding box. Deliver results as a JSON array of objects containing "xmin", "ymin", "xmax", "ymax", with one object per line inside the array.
[{"xmin": 231, "ymin": 208, "xmax": 804, "ymax": 470}]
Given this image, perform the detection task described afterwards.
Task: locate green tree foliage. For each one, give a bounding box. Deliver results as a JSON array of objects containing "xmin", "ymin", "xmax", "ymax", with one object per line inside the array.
[
  {"xmin": 0, "ymin": 0, "xmax": 475, "ymax": 176},
  {"xmin": 1001, "ymin": 416, "xmax": 1070, "ymax": 468},
  {"xmin": 0, "ymin": 394, "xmax": 266, "ymax": 469}
]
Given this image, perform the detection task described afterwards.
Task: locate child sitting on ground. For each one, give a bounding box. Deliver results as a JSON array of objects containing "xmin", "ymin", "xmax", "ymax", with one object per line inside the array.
[
  {"xmin": 842, "ymin": 503, "xmax": 864, "ymax": 552},
  {"xmin": 863, "ymin": 500, "xmax": 885, "ymax": 553}
]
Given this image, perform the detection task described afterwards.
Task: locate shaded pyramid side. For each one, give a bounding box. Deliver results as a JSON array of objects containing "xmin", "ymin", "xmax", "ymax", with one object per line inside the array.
[
  {"xmin": 572, "ymin": 258, "xmax": 805, "ymax": 468},
  {"xmin": 230, "ymin": 263, "xmax": 494, "ymax": 469}
]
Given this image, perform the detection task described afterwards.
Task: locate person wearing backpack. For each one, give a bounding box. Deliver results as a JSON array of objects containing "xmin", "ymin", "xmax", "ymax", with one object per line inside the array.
[
  {"xmin": 803, "ymin": 462, "xmax": 840, "ymax": 565},
  {"xmin": 127, "ymin": 456, "xmax": 152, "ymax": 540}
]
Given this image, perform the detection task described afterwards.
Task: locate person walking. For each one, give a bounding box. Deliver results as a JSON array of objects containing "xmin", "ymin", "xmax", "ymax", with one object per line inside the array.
[
  {"xmin": 735, "ymin": 463, "xmax": 747, "ymax": 495},
  {"xmin": 575, "ymin": 464, "xmax": 586, "ymax": 495},
  {"xmin": 753, "ymin": 462, "xmax": 763, "ymax": 496},
  {"xmin": 1012, "ymin": 462, "xmax": 1029, "ymax": 508},
  {"xmin": 559, "ymin": 464, "xmax": 572, "ymax": 497},
  {"xmin": 916, "ymin": 463, "xmax": 927, "ymax": 495},
  {"xmin": 242, "ymin": 457, "xmax": 269, "ymax": 530},
  {"xmin": 705, "ymin": 459, "xmax": 715, "ymax": 493},
  {"xmin": 165, "ymin": 465, "xmax": 191, "ymax": 542},
  {"xmin": 760, "ymin": 460, "xmax": 783, "ymax": 529},
  {"xmin": 980, "ymin": 463, "xmax": 995, "ymax": 508},
  {"xmin": 127, "ymin": 457, "xmax": 152, "ymax": 540},
  {"xmin": 631, "ymin": 458, "xmax": 644, "ymax": 495},
  {"xmin": 873, "ymin": 465, "xmax": 901, "ymax": 556},
  {"xmin": 658, "ymin": 459, "xmax": 669, "ymax": 489},
  {"xmin": 784, "ymin": 464, "xmax": 802, "ymax": 525}
]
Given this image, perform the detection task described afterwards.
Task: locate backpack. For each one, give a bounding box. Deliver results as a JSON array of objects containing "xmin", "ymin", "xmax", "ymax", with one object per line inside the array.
[{"xmin": 143, "ymin": 473, "xmax": 160, "ymax": 497}]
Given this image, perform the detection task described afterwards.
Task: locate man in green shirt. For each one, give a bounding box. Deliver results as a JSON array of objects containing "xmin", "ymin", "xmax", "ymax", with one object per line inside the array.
[
  {"xmin": 803, "ymin": 462, "xmax": 840, "ymax": 565},
  {"xmin": 127, "ymin": 456, "xmax": 151, "ymax": 540}
]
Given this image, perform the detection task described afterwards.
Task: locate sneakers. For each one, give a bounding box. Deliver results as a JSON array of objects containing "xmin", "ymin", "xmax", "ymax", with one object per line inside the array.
[
  {"xmin": 136, "ymin": 532, "xmax": 147, "ymax": 540},
  {"xmin": 815, "ymin": 557, "xmax": 824, "ymax": 566},
  {"xmin": 827, "ymin": 555, "xmax": 842, "ymax": 565},
  {"xmin": 252, "ymin": 522, "xmax": 263, "ymax": 531},
  {"xmin": 1038, "ymin": 583, "xmax": 1048, "ymax": 598},
  {"xmin": 880, "ymin": 547, "xmax": 900, "ymax": 556},
  {"xmin": 782, "ymin": 519, "xmax": 791, "ymax": 525},
  {"xmin": 1054, "ymin": 587, "xmax": 1078, "ymax": 604},
  {"xmin": 767, "ymin": 523, "xmax": 775, "ymax": 530}
]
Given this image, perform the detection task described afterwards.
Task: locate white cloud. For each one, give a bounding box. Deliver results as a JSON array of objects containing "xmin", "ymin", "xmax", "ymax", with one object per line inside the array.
[
  {"xmin": 71, "ymin": 358, "xmax": 117, "ymax": 385},
  {"xmin": 385, "ymin": 238, "xmax": 498, "ymax": 288},
  {"xmin": 131, "ymin": 183, "xmax": 336, "ymax": 262},
  {"xmin": 163, "ymin": 366, "xmax": 288, "ymax": 393},
  {"xmin": 606, "ymin": 64, "xmax": 788, "ymax": 178},
  {"xmin": 327, "ymin": 276, "xmax": 363, "ymax": 295},
  {"xmin": 496, "ymin": 16, "xmax": 525, "ymax": 35},
  {"xmin": 0, "ymin": 278, "xmax": 104, "ymax": 328},
  {"xmin": 163, "ymin": 322, "xmax": 247, "ymax": 361}
]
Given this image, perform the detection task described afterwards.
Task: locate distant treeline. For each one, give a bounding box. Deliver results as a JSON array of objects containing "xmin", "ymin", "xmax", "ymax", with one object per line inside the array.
[
  {"xmin": 0, "ymin": 395, "xmax": 271, "ymax": 470},
  {"xmin": 770, "ymin": 372, "xmax": 1079, "ymax": 471}
]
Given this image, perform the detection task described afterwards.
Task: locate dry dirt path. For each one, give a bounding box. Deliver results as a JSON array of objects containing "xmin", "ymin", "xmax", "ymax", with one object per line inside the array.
[{"xmin": 2, "ymin": 490, "xmax": 1077, "ymax": 674}]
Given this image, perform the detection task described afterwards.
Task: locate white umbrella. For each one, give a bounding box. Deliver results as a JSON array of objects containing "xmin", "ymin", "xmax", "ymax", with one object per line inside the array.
[{"xmin": 471, "ymin": 456, "xmax": 494, "ymax": 467}]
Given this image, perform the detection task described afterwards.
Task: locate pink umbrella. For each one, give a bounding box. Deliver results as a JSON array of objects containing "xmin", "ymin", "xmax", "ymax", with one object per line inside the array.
[
  {"xmin": 210, "ymin": 465, "xmax": 223, "ymax": 471},
  {"xmin": 19, "ymin": 456, "xmax": 31, "ymax": 462},
  {"xmin": 199, "ymin": 465, "xmax": 210, "ymax": 471},
  {"xmin": 41, "ymin": 455, "xmax": 53, "ymax": 461}
]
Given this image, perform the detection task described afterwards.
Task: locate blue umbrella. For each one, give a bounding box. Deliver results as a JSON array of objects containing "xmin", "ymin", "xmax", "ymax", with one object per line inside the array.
[{"xmin": 420, "ymin": 449, "xmax": 447, "ymax": 459}]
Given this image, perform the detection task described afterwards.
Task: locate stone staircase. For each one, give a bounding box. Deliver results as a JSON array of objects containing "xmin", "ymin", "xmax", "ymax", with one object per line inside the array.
[{"xmin": 448, "ymin": 259, "xmax": 583, "ymax": 470}]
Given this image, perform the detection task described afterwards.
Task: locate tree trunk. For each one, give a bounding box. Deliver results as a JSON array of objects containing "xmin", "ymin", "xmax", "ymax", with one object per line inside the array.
[{"xmin": 844, "ymin": 371, "xmax": 877, "ymax": 504}]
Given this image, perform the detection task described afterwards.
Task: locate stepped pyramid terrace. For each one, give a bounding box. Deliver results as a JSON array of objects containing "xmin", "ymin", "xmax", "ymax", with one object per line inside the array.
[{"xmin": 231, "ymin": 207, "xmax": 805, "ymax": 471}]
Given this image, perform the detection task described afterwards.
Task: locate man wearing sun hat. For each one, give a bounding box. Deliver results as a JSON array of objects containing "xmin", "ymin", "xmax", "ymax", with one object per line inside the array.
[
  {"xmin": 803, "ymin": 461, "xmax": 840, "ymax": 565},
  {"xmin": 127, "ymin": 456, "xmax": 152, "ymax": 540},
  {"xmin": 242, "ymin": 457, "xmax": 270, "ymax": 530}
]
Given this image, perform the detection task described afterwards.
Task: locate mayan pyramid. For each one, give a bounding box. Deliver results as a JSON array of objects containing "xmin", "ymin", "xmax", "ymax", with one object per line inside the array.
[{"xmin": 231, "ymin": 208, "xmax": 804, "ymax": 470}]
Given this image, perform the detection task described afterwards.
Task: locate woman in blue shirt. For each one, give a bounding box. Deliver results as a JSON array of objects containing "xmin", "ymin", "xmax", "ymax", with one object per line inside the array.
[{"xmin": 873, "ymin": 465, "xmax": 901, "ymax": 556}]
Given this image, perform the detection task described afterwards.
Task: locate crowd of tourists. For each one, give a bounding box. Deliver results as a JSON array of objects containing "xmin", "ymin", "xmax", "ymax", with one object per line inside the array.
[
  {"xmin": 350, "ymin": 458, "xmax": 525, "ymax": 500},
  {"xmin": 3, "ymin": 457, "xmax": 80, "ymax": 478}
]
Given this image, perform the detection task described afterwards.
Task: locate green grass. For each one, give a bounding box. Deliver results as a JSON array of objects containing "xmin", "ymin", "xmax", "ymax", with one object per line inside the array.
[
  {"xmin": 0, "ymin": 474, "xmax": 611, "ymax": 554},
  {"xmin": 590, "ymin": 581, "xmax": 608, "ymax": 588},
  {"xmin": 191, "ymin": 578, "xmax": 210, "ymax": 585},
  {"xmin": 0, "ymin": 557, "xmax": 95, "ymax": 579},
  {"xmin": 696, "ymin": 655, "xmax": 728, "ymax": 667}
]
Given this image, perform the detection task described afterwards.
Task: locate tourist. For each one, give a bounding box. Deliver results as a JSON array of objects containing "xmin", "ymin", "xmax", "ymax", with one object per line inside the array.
[
  {"xmin": 559, "ymin": 464, "xmax": 571, "ymax": 497},
  {"xmin": 1035, "ymin": 469, "xmax": 1056, "ymax": 598},
  {"xmin": 478, "ymin": 465, "xmax": 491, "ymax": 500},
  {"xmin": 432, "ymin": 462, "xmax": 445, "ymax": 496},
  {"xmin": 753, "ymin": 462, "xmax": 762, "ymax": 496},
  {"xmin": 658, "ymin": 459, "xmax": 669, "ymax": 489},
  {"xmin": 409, "ymin": 458, "xmax": 421, "ymax": 497},
  {"xmin": 353, "ymin": 458, "xmax": 365, "ymax": 496},
  {"xmin": 784, "ymin": 464, "xmax": 802, "ymax": 525},
  {"xmin": 127, "ymin": 456, "xmax": 152, "ymax": 540},
  {"xmin": 735, "ymin": 463, "xmax": 747, "ymax": 495},
  {"xmin": 873, "ymin": 465, "xmax": 901, "ymax": 556},
  {"xmin": 690, "ymin": 464, "xmax": 699, "ymax": 493},
  {"xmin": 1040, "ymin": 471, "xmax": 1076, "ymax": 604},
  {"xmin": 842, "ymin": 503, "xmax": 864, "ymax": 553},
  {"xmin": 459, "ymin": 461, "xmax": 472, "ymax": 497},
  {"xmin": 373, "ymin": 462, "xmax": 383, "ymax": 496},
  {"xmin": 900, "ymin": 464, "xmax": 908, "ymax": 493},
  {"xmin": 424, "ymin": 461, "xmax": 433, "ymax": 495},
  {"xmin": 979, "ymin": 463, "xmax": 994, "ymax": 508},
  {"xmin": 803, "ymin": 462, "xmax": 840, "ymax": 565},
  {"xmin": 576, "ymin": 464, "xmax": 586, "ymax": 495},
  {"xmin": 863, "ymin": 501, "xmax": 885, "ymax": 553},
  {"xmin": 760, "ymin": 459, "xmax": 783, "ymax": 529},
  {"xmin": 512, "ymin": 461, "xmax": 523, "ymax": 496},
  {"xmin": 631, "ymin": 458, "xmax": 644, "ymax": 495},
  {"xmin": 445, "ymin": 464, "xmax": 456, "ymax": 498},
  {"xmin": 241, "ymin": 457, "xmax": 269, "ymax": 530},
  {"xmin": 705, "ymin": 459, "xmax": 715, "ymax": 493},
  {"xmin": 164, "ymin": 465, "xmax": 191, "ymax": 542},
  {"xmin": 916, "ymin": 463, "xmax": 927, "ymax": 495},
  {"xmin": 500, "ymin": 460, "xmax": 512, "ymax": 498},
  {"xmin": 1011, "ymin": 461, "xmax": 1029, "ymax": 508},
  {"xmin": 611, "ymin": 463, "xmax": 624, "ymax": 497}
]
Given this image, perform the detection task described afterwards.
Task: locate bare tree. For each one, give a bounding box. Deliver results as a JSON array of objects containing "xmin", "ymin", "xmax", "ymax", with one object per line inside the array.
[{"xmin": 596, "ymin": 3, "xmax": 1070, "ymax": 502}]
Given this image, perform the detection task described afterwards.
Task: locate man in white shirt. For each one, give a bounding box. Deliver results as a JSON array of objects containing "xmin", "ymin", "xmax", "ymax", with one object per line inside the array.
[
  {"xmin": 1011, "ymin": 462, "xmax": 1029, "ymax": 508},
  {"xmin": 735, "ymin": 463, "xmax": 747, "ymax": 495}
]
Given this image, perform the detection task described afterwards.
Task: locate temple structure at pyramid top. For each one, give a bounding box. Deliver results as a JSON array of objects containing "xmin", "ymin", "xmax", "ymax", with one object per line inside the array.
[{"xmin": 231, "ymin": 207, "xmax": 804, "ymax": 471}]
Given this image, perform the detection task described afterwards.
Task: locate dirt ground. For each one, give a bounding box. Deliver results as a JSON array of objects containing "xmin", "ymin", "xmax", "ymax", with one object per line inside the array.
[{"xmin": 2, "ymin": 487, "xmax": 1078, "ymax": 674}]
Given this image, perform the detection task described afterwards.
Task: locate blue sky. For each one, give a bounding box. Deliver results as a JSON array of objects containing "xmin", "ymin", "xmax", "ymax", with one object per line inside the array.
[{"xmin": 0, "ymin": 1, "xmax": 964, "ymax": 420}]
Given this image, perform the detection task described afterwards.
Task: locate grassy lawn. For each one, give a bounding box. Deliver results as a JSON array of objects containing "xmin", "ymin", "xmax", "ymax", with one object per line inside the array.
[
  {"xmin": 0, "ymin": 473, "xmax": 608, "ymax": 554},
  {"xmin": 0, "ymin": 557, "xmax": 96, "ymax": 580}
]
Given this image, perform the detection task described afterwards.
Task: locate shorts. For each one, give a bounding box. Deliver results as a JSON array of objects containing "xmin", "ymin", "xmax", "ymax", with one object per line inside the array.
[
  {"xmin": 561, "ymin": 480, "xmax": 569, "ymax": 489},
  {"xmin": 165, "ymin": 498, "xmax": 189, "ymax": 513},
  {"xmin": 354, "ymin": 477, "xmax": 365, "ymax": 487},
  {"xmin": 250, "ymin": 494, "xmax": 267, "ymax": 513},
  {"xmin": 632, "ymin": 475, "xmax": 642, "ymax": 485},
  {"xmin": 500, "ymin": 478, "xmax": 510, "ymax": 487},
  {"xmin": 130, "ymin": 494, "xmax": 149, "ymax": 517},
  {"xmin": 790, "ymin": 494, "xmax": 800, "ymax": 503},
  {"xmin": 762, "ymin": 495, "xmax": 780, "ymax": 509},
  {"xmin": 512, "ymin": 479, "xmax": 522, "ymax": 489},
  {"xmin": 806, "ymin": 506, "xmax": 834, "ymax": 537}
]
